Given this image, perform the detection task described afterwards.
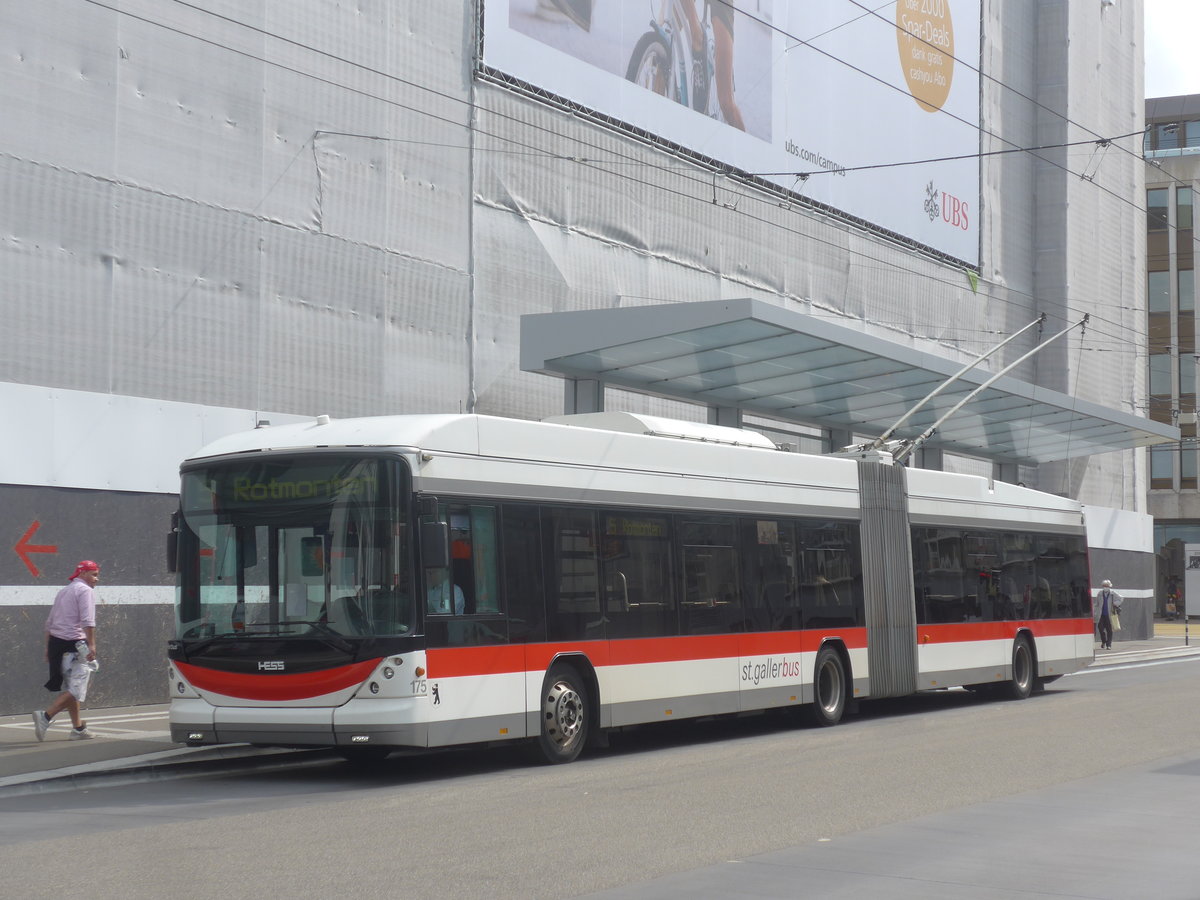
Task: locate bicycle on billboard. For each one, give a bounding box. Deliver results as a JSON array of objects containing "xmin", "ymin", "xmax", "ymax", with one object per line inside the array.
[{"xmin": 625, "ymin": 0, "xmax": 743, "ymax": 129}]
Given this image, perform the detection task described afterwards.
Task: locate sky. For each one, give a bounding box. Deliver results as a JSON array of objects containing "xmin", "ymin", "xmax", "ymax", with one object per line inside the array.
[{"xmin": 1144, "ymin": 0, "xmax": 1199, "ymax": 98}]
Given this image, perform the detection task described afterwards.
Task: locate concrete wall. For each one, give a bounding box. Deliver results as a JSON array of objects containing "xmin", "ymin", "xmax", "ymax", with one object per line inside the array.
[
  {"xmin": 0, "ymin": 484, "xmax": 177, "ymax": 715},
  {"xmin": 5, "ymin": 606, "xmax": 173, "ymax": 718},
  {"xmin": 1086, "ymin": 506, "xmax": 1156, "ymax": 642}
]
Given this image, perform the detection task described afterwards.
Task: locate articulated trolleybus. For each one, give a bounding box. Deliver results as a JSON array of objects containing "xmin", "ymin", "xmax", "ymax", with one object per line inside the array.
[{"xmin": 168, "ymin": 412, "xmax": 1094, "ymax": 763}]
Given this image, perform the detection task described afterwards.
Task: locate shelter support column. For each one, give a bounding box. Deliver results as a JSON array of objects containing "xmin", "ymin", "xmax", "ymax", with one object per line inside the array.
[
  {"xmin": 993, "ymin": 461, "xmax": 1020, "ymax": 484},
  {"xmin": 707, "ymin": 406, "xmax": 743, "ymax": 429},
  {"xmin": 564, "ymin": 379, "xmax": 604, "ymax": 415},
  {"xmin": 827, "ymin": 427, "xmax": 853, "ymax": 454},
  {"xmin": 914, "ymin": 446, "xmax": 944, "ymax": 471}
]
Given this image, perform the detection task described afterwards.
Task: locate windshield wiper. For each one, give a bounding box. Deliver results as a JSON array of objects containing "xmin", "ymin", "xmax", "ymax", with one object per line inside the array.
[
  {"xmin": 183, "ymin": 621, "xmax": 355, "ymax": 656},
  {"xmin": 182, "ymin": 631, "xmax": 240, "ymax": 657},
  {"xmin": 279, "ymin": 620, "xmax": 355, "ymax": 654}
]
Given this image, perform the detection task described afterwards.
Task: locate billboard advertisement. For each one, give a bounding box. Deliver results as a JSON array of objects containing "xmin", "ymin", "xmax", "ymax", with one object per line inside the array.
[{"xmin": 482, "ymin": 0, "xmax": 981, "ymax": 265}]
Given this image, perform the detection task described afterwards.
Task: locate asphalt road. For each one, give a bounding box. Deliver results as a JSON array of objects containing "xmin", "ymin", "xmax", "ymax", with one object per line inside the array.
[{"xmin": 3, "ymin": 657, "xmax": 1199, "ymax": 899}]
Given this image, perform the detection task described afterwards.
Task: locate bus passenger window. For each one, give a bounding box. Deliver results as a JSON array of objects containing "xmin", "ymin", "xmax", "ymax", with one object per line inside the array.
[
  {"xmin": 427, "ymin": 566, "xmax": 464, "ymax": 615},
  {"xmin": 602, "ymin": 513, "xmax": 675, "ymax": 638},
  {"xmin": 441, "ymin": 503, "xmax": 500, "ymax": 616},
  {"xmin": 544, "ymin": 509, "xmax": 601, "ymax": 641},
  {"xmin": 679, "ymin": 517, "xmax": 739, "ymax": 636},
  {"xmin": 502, "ymin": 504, "xmax": 546, "ymax": 643},
  {"xmin": 799, "ymin": 522, "xmax": 863, "ymax": 629},
  {"xmin": 741, "ymin": 519, "xmax": 797, "ymax": 632},
  {"xmin": 447, "ymin": 507, "xmax": 474, "ymax": 613}
]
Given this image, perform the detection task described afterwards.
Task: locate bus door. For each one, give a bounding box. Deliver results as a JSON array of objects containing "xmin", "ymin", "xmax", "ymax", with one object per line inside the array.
[{"xmin": 738, "ymin": 518, "xmax": 804, "ymax": 712}]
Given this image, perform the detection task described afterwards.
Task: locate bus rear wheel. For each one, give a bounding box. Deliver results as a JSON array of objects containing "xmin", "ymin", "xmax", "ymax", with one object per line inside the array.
[
  {"xmin": 810, "ymin": 645, "xmax": 847, "ymax": 727},
  {"xmin": 536, "ymin": 664, "xmax": 589, "ymax": 764},
  {"xmin": 1005, "ymin": 636, "xmax": 1035, "ymax": 700}
]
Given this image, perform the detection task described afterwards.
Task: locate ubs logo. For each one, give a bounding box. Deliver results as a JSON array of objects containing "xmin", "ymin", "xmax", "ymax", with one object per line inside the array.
[
  {"xmin": 924, "ymin": 181, "xmax": 940, "ymax": 221},
  {"xmin": 924, "ymin": 180, "xmax": 969, "ymax": 231}
]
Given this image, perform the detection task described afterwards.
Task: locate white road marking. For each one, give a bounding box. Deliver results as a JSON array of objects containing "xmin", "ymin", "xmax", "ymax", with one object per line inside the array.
[{"xmin": 0, "ymin": 708, "xmax": 170, "ymax": 739}]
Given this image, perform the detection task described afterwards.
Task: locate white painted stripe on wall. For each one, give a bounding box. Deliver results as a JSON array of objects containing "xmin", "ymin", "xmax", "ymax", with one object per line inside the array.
[
  {"xmin": 1083, "ymin": 504, "xmax": 1153, "ymax": 554},
  {"xmin": 1095, "ymin": 588, "xmax": 1153, "ymax": 599},
  {"xmin": 1, "ymin": 381, "xmax": 309, "ymax": 494},
  {"xmin": 0, "ymin": 585, "xmax": 174, "ymax": 606}
]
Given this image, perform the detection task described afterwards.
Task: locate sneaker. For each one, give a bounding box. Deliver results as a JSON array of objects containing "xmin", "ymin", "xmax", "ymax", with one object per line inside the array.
[
  {"xmin": 31, "ymin": 710, "xmax": 50, "ymax": 742},
  {"xmin": 69, "ymin": 725, "xmax": 94, "ymax": 740}
]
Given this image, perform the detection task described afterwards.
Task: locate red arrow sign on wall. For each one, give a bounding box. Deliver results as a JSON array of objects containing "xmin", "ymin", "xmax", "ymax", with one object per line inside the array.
[{"xmin": 15, "ymin": 521, "xmax": 58, "ymax": 578}]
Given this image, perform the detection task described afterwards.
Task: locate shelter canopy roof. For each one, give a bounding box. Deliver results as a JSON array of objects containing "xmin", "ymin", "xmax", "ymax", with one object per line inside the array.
[{"xmin": 520, "ymin": 299, "xmax": 1176, "ymax": 466}]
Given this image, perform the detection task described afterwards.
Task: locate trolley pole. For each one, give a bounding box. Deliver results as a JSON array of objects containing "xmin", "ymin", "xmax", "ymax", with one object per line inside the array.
[
  {"xmin": 893, "ymin": 315, "xmax": 1090, "ymax": 465},
  {"xmin": 864, "ymin": 314, "xmax": 1046, "ymax": 453}
]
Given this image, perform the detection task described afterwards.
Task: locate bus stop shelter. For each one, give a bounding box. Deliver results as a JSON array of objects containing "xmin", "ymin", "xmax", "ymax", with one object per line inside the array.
[{"xmin": 520, "ymin": 298, "xmax": 1177, "ymax": 469}]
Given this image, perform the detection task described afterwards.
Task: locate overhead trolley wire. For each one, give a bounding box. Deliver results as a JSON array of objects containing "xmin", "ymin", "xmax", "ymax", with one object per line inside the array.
[
  {"xmin": 70, "ymin": 0, "xmax": 1171, "ymax": 387},
  {"xmin": 840, "ymin": 0, "xmax": 1199, "ymax": 194}
]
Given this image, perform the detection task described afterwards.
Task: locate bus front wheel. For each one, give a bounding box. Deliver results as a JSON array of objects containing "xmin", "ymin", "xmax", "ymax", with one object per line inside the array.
[
  {"xmin": 1005, "ymin": 636, "xmax": 1035, "ymax": 700},
  {"xmin": 810, "ymin": 645, "xmax": 847, "ymax": 727},
  {"xmin": 536, "ymin": 664, "xmax": 589, "ymax": 764}
]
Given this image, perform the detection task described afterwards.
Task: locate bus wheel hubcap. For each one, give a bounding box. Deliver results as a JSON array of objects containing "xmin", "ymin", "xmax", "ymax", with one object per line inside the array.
[{"xmin": 545, "ymin": 681, "xmax": 582, "ymax": 747}]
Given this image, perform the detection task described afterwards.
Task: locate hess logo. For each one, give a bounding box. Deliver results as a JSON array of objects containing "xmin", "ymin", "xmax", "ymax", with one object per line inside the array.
[{"xmin": 257, "ymin": 660, "xmax": 285, "ymax": 671}]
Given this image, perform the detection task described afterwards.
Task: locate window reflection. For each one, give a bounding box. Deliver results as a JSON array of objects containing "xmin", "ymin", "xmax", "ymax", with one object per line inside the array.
[{"xmin": 912, "ymin": 527, "xmax": 1089, "ymax": 623}]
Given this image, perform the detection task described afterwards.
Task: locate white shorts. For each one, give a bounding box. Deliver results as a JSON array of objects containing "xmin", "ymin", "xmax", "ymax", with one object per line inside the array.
[{"xmin": 61, "ymin": 643, "xmax": 99, "ymax": 702}]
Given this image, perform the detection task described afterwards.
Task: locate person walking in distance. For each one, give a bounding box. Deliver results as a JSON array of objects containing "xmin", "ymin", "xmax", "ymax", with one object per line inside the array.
[
  {"xmin": 1096, "ymin": 579, "xmax": 1122, "ymax": 650},
  {"xmin": 32, "ymin": 560, "xmax": 101, "ymax": 741}
]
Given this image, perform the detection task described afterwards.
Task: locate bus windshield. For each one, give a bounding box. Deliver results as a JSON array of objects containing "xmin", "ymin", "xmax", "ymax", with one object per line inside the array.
[{"xmin": 175, "ymin": 455, "xmax": 412, "ymax": 641}]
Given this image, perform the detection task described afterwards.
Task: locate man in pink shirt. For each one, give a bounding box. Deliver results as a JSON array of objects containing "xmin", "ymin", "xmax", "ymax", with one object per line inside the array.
[{"xmin": 32, "ymin": 560, "xmax": 101, "ymax": 741}]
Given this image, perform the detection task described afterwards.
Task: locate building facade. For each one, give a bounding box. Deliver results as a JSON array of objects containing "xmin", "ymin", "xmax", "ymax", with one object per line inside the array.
[
  {"xmin": 1145, "ymin": 94, "xmax": 1200, "ymax": 613},
  {"xmin": 0, "ymin": 1, "xmax": 1161, "ymax": 711}
]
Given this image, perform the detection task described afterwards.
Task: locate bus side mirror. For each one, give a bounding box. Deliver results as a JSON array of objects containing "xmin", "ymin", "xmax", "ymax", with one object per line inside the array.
[
  {"xmin": 167, "ymin": 510, "xmax": 180, "ymax": 574},
  {"xmin": 421, "ymin": 521, "xmax": 450, "ymax": 570}
]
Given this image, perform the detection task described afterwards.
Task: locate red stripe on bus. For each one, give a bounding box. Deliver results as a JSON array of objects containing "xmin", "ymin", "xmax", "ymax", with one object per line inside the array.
[
  {"xmin": 915, "ymin": 619, "xmax": 1092, "ymax": 644},
  {"xmin": 426, "ymin": 644, "xmax": 536, "ymax": 679},
  {"xmin": 739, "ymin": 629, "xmax": 869, "ymax": 656},
  {"xmin": 425, "ymin": 629, "xmax": 871, "ymax": 679},
  {"xmin": 176, "ymin": 658, "xmax": 382, "ymax": 701},
  {"xmin": 180, "ymin": 619, "xmax": 1092, "ymax": 692}
]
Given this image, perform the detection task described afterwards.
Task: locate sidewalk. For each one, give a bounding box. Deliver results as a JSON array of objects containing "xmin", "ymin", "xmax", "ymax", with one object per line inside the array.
[
  {"xmin": 3, "ymin": 625, "xmax": 1200, "ymax": 796},
  {"xmin": 1086, "ymin": 622, "xmax": 1200, "ymax": 667},
  {"xmin": 0, "ymin": 703, "xmax": 325, "ymax": 796}
]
